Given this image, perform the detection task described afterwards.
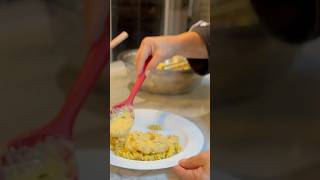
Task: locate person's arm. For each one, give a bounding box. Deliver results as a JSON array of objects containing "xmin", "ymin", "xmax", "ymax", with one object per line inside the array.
[
  {"xmin": 190, "ymin": 22, "xmax": 211, "ymax": 57},
  {"xmin": 175, "ymin": 31, "xmax": 209, "ymax": 59},
  {"xmin": 135, "ymin": 31, "xmax": 209, "ymax": 76},
  {"xmin": 187, "ymin": 22, "xmax": 210, "ymax": 76}
]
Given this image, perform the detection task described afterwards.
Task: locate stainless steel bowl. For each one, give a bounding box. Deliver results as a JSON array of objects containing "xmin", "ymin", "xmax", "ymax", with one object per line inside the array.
[{"xmin": 118, "ymin": 49, "xmax": 203, "ymax": 95}]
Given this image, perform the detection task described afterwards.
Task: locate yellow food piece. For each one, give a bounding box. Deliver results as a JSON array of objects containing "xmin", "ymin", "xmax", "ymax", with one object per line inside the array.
[
  {"xmin": 110, "ymin": 110, "xmax": 134, "ymax": 138},
  {"xmin": 147, "ymin": 124, "xmax": 162, "ymax": 130},
  {"xmin": 111, "ymin": 131, "xmax": 182, "ymax": 161},
  {"xmin": 155, "ymin": 56, "xmax": 191, "ymax": 71}
]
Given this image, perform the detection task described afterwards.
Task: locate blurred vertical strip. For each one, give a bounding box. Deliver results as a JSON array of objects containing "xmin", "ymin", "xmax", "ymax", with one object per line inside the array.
[
  {"xmin": 210, "ymin": 0, "xmax": 213, "ymax": 179},
  {"xmin": 84, "ymin": 0, "xmax": 109, "ymax": 47},
  {"xmin": 106, "ymin": 1, "xmax": 111, "ymax": 179},
  {"xmin": 84, "ymin": 0, "xmax": 110, "ymax": 179}
]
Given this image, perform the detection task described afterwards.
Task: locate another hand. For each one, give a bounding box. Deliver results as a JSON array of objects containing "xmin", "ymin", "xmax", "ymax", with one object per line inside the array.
[{"xmin": 172, "ymin": 151, "xmax": 210, "ymax": 180}]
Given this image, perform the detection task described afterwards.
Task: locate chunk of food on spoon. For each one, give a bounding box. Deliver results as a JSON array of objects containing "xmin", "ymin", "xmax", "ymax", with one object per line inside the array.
[{"xmin": 110, "ymin": 106, "xmax": 134, "ymax": 138}]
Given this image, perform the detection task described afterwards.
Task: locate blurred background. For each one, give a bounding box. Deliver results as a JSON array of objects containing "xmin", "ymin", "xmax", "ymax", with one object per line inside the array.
[
  {"xmin": 0, "ymin": 0, "xmax": 108, "ymax": 179},
  {"xmin": 213, "ymin": 0, "xmax": 320, "ymax": 179}
]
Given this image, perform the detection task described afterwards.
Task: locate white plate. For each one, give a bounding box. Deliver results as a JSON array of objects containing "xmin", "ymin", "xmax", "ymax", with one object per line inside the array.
[{"xmin": 110, "ymin": 108, "xmax": 204, "ymax": 170}]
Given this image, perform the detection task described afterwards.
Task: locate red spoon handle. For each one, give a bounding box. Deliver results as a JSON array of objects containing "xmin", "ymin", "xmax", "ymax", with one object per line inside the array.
[
  {"xmin": 52, "ymin": 17, "xmax": 109, "ymax": 134},
  {"xmin": 126, "ymin": 56, "xmax": 152, "ymax": 105}
]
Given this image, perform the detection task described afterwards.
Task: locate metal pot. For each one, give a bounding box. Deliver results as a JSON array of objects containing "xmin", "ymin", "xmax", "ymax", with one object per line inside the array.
[{"xmin": 118, "ymin": 49, "xmax": 203, "ymax": 95}]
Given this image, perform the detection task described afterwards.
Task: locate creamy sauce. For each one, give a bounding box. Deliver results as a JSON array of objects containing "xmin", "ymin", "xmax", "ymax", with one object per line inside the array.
[
  {"xmin": 125, "ymin": 131, "xmax": 170, "ymax": 154},
  {"xmin": 110, "ymin": 109, "xmax": 134, "ymax": 138}
]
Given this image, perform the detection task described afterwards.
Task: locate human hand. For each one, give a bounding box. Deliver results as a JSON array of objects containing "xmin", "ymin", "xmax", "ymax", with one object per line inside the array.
[
  {"xmin": 135, "ymin": 32, "xmax": 208, "ymax": 76},
  {"xmin": 135, "ymin": 35, "xmax": 179, "ymax": 76},
  {"xmin": 172, "ymin": 151, "xmax": 210, "ymax": 180}
]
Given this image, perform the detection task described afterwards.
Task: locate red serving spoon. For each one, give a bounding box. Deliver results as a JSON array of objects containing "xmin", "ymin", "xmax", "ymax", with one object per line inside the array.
[
  {"xmin": 110, "ymin": 56, "xmax": 151, "ymax": 115},
  {"xmin": 5, "ymin": 18, "xmax": 109, "ymax": 150}
]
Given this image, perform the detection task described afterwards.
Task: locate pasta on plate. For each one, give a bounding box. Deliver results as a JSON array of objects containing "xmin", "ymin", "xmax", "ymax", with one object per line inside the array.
[{"xmin": 111, "ymin": 131, "xmax": 182, "ymax": 161}]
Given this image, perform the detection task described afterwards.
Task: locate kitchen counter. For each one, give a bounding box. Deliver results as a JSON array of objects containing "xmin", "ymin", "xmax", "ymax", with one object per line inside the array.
[{"xmin": 109, "ymin": 61, "xmax": 210, "ymax": 180}]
